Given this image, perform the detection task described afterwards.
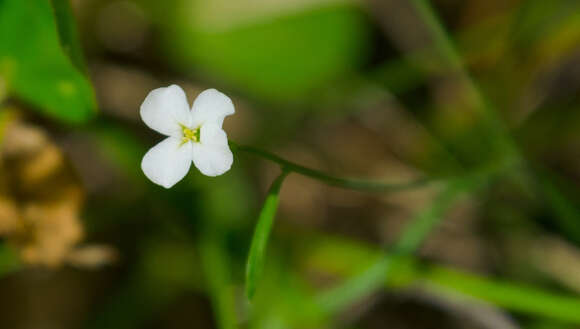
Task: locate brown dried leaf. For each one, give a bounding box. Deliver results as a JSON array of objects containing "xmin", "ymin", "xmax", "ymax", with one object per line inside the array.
[{"xmin": 0, "ymin": 112, "xmax": 106, "ymax": 267}]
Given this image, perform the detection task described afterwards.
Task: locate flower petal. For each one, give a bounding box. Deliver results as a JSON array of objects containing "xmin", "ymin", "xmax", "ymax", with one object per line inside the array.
[
  {"xmin": 200, "ymin": 123, "xmax": 228, "ymax": 147},
  {"xmin": 141, "ymin": 137, "xmax": 192, "ymax": 188},
  {"xmin": 192, "ymin": 144, "xmax": 233, "ymax": 177},
  {"xmin": 140, "ymin": 85, "xmax": 191, "ymax": 136},
  {"xmin": 190, "ymin": 89, "xmax": 235, "ymax": 128}
]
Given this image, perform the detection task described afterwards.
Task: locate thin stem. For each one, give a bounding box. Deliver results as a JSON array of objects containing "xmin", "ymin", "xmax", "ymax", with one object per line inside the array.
[{"xmin": 230, "ymin": 141, "xmax": 435, "ymax": 192}]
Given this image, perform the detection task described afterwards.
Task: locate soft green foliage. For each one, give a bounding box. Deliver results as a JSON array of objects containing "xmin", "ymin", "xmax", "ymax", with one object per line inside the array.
[
  {"xmin": 512, "ymin": 0, "xmax": 580, "ymax": 51},
  {"xmin": 249, "ymin": 257, "xmax": 325, "ymax": 329},
  {"xmin": 0, "ymin": 0, "xmax": 96, "ymax": 123},
  {"xmin": 165, "ymin": 3, "xmax": 370, "ymax": 103}
]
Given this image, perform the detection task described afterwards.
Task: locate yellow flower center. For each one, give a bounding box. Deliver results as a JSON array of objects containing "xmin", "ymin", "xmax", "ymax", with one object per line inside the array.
[{"xmin": 181, "ymin": 125, "xmax": 200, "ymax": 144}]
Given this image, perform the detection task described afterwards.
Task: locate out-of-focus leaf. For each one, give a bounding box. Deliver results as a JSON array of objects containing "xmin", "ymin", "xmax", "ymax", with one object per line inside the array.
[
  {"xmin": 246, "ymin": 171, "xmax": 287, "ymax": 299},
  {"xmin": 426, "ymin": 267, "xmax": 580, "ymax": 323},
  {"xmin": 509, "ymin": 0, "xmax": 580, "ymax": 71},
  {"xmin": 0, "ymin": 0, "xmax": 96, "ymax": 123},
  {"xmin": 511, "ymin": 0, "xmax": 580, "ymax": 51},
  {"xmin": 162, "ymin": 2, "xmax": 370, "ymax": 103},
  {"xmin": 249, "ymin": 254, "xmax": 326, "ymax": 329},
  {"xmin": 302, "ymin": 235, "xmax": 580, "ymax": 324},
  {"xmin": 50, "ymin": 0, "xmax": 87, "ymax": 73},
  {"xmin": 312, "ymin": 180, "xmax": 461, "ymax": 314},
  {"xmin": 527, "ymin": 320, "xmax": 578, "ymax": 329}
]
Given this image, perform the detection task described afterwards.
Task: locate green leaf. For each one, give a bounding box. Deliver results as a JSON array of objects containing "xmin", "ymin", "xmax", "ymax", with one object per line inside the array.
[
  {"xmin": 50, "ymin": 0, "xmax": 88, "ymax": 73},
  {"xmin": 245, "ymin": 171, "xmax": 288, "ymax": 300},
  {"xmin": 161, "ymin": 3, "xmax": 370, "ymax": 103},
  {"xmin": 0, "ymin": 0, "xmax": 96, "ymax": 123}
]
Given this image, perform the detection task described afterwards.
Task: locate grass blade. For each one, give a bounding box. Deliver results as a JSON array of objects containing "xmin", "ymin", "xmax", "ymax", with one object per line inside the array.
[
  {"xmin": 426, "ymin": 267, "xmax": 580, "ymax": 323},
  {"xmin": 303, "ymin": 236, "xmax": 580, "ymax": 324},
  {"xmin": 315, "ymin": 167, "xmax": 495, "ymax": 314},
  {"xmin": 245, "ymin": 171, "xmax": 288, "ymax": 300}
]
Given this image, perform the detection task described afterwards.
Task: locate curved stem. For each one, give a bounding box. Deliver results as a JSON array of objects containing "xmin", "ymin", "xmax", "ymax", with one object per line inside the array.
[{"xmin": 230, "ymin": 141, "xmax": 435, "ymax": 192}]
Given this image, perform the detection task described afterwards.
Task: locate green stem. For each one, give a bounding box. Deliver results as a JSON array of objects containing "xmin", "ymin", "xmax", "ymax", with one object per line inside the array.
[{"xmin": 230, "ymin": 141, "xmax": 434, "ymax": 192}]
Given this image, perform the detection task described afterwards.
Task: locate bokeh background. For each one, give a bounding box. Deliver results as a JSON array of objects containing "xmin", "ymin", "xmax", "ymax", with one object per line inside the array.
[{"xmin": 1, "ymin": 0, "xmax": 580, "ymax": 328}]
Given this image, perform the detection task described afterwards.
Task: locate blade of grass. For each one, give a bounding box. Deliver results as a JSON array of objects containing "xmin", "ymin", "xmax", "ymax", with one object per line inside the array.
[
  {"xmin": 534, "ymin": 168, "xmax": 580, "ymax": 243},
  {"xmin": 245, "ymin": 171, "xmax": 288, "ymax": 300},
  {"xmin": 410, "ymin": 0, "xmax": 580, "ymax": 265},
  {"xmin": 408, "ymin": 0, "xmax": 518, "ymax": 159},
  {"xmin": 425, "ymin": 267, "xmax": 580, "ymax": 323},
  {"xmin": 303, "ymin": 235, "xmax": 580, "ymax": 324},
  {"xmin": 393, "ymin": 172, "xmax": 485, "ymax": 254},
  {"xmin": 314, "ymin": 165, "xmax": 498, "ymax": 314}
]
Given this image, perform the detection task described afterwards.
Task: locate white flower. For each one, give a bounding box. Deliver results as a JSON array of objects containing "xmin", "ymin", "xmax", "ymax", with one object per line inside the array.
[{"xmin": 140, "ymin": 85, "xmax": 235, "ymax": 188}]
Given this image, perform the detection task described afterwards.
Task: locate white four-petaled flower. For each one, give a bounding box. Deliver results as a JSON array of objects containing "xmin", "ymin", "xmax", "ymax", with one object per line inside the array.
[{"xmin": 140, "ymin": 85, "xmax": 235, "ymax": 188}]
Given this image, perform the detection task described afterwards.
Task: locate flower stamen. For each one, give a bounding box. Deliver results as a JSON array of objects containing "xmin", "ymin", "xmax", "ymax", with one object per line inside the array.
[{"xmin": 181, "ymin": 125, "xmax": 200, "ymax": 144}]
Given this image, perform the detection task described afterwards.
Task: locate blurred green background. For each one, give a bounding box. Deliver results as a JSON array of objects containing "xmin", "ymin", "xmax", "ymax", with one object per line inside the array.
[{"xmin": 1, "ymin": 0, "xmax": 580, "ymax": 328}]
